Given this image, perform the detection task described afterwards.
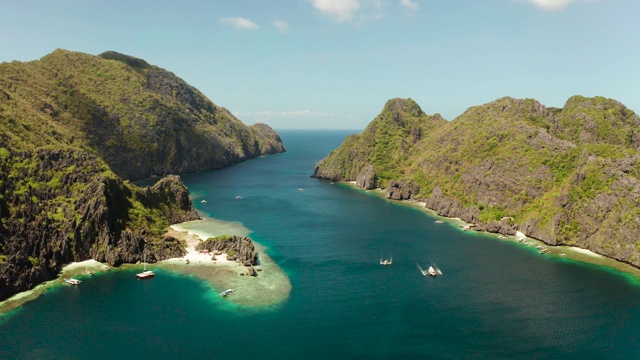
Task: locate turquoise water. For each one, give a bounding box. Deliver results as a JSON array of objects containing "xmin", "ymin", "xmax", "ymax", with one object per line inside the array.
[{"xmin": 2, "ymin": 130, "xmax": 640, "ymax": 359}]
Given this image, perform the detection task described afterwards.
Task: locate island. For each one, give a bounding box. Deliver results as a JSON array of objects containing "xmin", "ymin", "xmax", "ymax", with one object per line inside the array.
[
  {"xmin": 0, "ymin": 49, "xmax": 286, "ymax": 302},
  {"xmin": 313, "ymin": 96, "xmax": 640, "ymax": 269}
]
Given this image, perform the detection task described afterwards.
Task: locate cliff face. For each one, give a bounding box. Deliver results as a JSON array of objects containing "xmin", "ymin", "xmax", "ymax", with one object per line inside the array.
[
  {"xmin": 0, "ymin": 49, "xmax": 286, "ymax": 181},
  {"xmin": 0, "ymin": 49, "xmax": 285, "ymax": 300},
  {"xmin": 313, "ymin": 96, "xmax": 640, "ymax": 267},
  {"xmin": 313, "ymin": 98, "xmax": 447, "ymax": 188},
  {"xmin": 0, "ymin": 148, "xmax": 199, "ymax": 299}
]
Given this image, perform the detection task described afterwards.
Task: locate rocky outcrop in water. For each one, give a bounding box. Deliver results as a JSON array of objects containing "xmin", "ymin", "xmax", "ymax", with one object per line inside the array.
[{"xmin": 195, "ymin": 235, "xmax": 258, "ymax": 267}]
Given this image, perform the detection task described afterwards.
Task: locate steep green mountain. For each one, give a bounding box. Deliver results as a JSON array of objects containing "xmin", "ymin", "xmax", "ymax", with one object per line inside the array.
[
  {"xmin": 0, "ymin": 49, "xmax": 285, "ymax": 300},
  {"xmin": 314, "ymin": 96, "xmax": 640, "ymax": 267},
  {"xmin": 0, "ymin": 49, "xmax": 285, "ymax": 180}
]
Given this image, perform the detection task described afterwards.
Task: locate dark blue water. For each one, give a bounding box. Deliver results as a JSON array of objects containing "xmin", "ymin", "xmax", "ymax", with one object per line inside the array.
[{"xmin": 2, "ymin": 130, "xmax": 640, "ymax": 359}]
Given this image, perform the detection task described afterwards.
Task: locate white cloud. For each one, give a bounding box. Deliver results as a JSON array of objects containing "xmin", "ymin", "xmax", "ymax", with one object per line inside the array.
[
  {"xmin": 273, "ymin": 20, "xmax": 290, "ymax": 33},
  {"xmin": 523, "ymin": 0, "xmax": 604, "ymax": 11},
  {"xmin": 310, "ymin": 0, "xmax": 361, "ymax": 22},
  {"xmin": 400, "ymin": 0, "xmax": 420, "ymax": 11},
  {"xmin": 220, "ymin": 17, "xmax": 259, "ymax": 30}
]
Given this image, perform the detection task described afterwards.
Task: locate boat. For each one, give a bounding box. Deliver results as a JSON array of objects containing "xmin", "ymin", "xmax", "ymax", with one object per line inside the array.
[
  {"xmin": 220, "ymin": 289, "xmax": 235, "ymax": 297},
  {"xmin": 419, "ymin": 263, "xmax": 442, "ymax": 277},
  {"xmin": 136, "ymin": 270, "xmax": 156, "ymax": 279},
  {"xmin": 298, "ymin": 188, "xmax": 304, "ymax": 192},
  {"xmin": 235, "ymin": 195, "xmax": 242, "ymax": 199},
  {"xmin": 136, "ymin": 252, "xmax": 155, "ymax": 279},
  {"xmin": 434, "ymin": 220, "xmax": 443, "ymax": 224},
  {"xmin": 379, "ymin": 256, "xmax": 392, "ymax": 266},
  {"xmin": 201, "ymin": 199, "xmax": 207, "ymax": 203},
  {"xmin": 427, "ymin": 266, "xmax": 438, "ymax": 276},
  {"xmin": 64, "ymin": 278, "xmax": 81, "ymax": 285},
  {"xmin": 85, "ymin": 269, "xmax": 94, "ymax": 275}
]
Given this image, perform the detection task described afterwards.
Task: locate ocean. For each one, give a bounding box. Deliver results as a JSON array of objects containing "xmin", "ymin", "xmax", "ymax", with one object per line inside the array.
[{"xmin": 1, "ymin": 129, "xmax": 640, "ymax": 359}]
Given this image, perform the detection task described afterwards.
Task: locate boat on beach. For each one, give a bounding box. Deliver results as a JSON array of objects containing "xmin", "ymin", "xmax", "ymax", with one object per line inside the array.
[
  {"xmin": 64, "ymin": 278, "xmax": 81, "ymax": 285},
  {"xmin": 221, "ymin": 289, "xmax": 235, "ymax": 297}
]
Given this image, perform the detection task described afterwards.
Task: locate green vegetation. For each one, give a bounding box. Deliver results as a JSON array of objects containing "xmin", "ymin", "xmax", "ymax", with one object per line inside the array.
[
  {"xmin": 28, "ymin": 257, "xmax": 39, "ymax": 266},
  {"xmin": 0, "ymin": 48, "xmax": 285, "ymax": 299},
  {"xmin": 0, "ymin": 49, "xmax": 284, "ymax": 181},
  {"xmin": 315, "ymin": 96, "xmax": 640, "ymax": 267},
  {"xmin": 206, "ymin": 235, "xmax": 231, "ymax": 241}
]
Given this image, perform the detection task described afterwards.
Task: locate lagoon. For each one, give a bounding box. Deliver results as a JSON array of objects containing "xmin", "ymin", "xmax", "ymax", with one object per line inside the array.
[{"xmin": 1, "ymin": 130, "xmax": 640, "ymax": 359}]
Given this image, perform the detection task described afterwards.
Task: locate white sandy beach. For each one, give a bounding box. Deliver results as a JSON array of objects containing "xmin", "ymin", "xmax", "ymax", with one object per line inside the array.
[
  {"xmin": 164, "ymin": 225, "xmax": 235, "ymax": 265},
  {"xmin": 161, "ymin": 222, "xmax": 292, "ymax": 307},
  {"xmin": 61, "ymin": 259, "xmax": 103, "ymax": 271},
  {"xmin": 569, "ymin": 246, "xmax": 603, "ymax": 257}
]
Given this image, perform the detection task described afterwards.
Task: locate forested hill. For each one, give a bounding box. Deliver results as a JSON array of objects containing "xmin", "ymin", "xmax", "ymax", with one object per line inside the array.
[
  {"xmin": 313, "ymin": 96, "xmax": 640, "ymax": 267},
  {"xmin": 0, "ymin": 49, "xmax": 285, "ymax": 300},
  {"xmin": 0, "ymin": 49, "xmax": 285, "ymax": 180}
]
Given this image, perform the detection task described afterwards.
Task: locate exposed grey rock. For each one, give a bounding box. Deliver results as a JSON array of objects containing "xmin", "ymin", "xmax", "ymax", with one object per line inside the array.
[
  {"xmin": 195, "ymin": 235, "xmax": 258, "ymax": 267},
  {"xmin": 356, "ymin": 164, "xmax": 377, "ymax": 190},
  {"xmin": 385, "ymin": 180, "xmax": 419, "ymax": 200}
]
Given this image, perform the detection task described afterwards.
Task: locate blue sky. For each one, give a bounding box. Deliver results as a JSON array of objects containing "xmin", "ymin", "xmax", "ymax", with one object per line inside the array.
[{"xmin": 1, "ymin": 0, "xmax": 638, "ymax": 129}]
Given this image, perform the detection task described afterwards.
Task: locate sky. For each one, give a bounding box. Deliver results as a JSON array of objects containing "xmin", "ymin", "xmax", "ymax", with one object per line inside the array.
[{"xmin": 1, "ymin": 0, "xmax": 639, "ymax": 130}]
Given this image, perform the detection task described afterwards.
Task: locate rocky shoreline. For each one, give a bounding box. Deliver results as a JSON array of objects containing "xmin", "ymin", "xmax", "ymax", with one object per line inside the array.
[
  {"xmin": 0, "ymin": 220, "xmax": 292, "ymax": 315},
  {"xmin": 337, "ymin": 180, "xmax": 640, "ymax": 279},
  {"xmin": 311, "ymin": 96, "xmax": 640, "ymax": 272}
]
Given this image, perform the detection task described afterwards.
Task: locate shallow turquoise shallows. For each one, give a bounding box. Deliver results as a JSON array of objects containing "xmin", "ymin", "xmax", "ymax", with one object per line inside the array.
[{"xmin": 2, "ymin": 130, "xmax": 640, "ymax": 359}]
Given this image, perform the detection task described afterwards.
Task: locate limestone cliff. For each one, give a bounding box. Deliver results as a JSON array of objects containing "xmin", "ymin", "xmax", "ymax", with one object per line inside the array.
[
  {"xmin": 0, "ymin": 148, "xmax": 199, "ymax": 299},
  {"xmin": 0, "ymin": 49, "xmax": 286, "ymax": 300},
  {"xmin": 0, "ymin": 49, "xmax": 286, "ymax": 181},
  {"xmin": 313, "ymin": 96, "xmax": 640, "ymax": 267}
]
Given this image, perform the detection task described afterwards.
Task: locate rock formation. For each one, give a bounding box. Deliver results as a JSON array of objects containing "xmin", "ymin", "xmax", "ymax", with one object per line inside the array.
[
  {"xmin": 195, "ymin": 235, "xmax": 258, "ymax": 268},
  {"xmin": 0, "ymin": 49, "xmax": 286, "ymax": 300},
  {"xmin": 313, "ymin": 96, "xmax": 640, "ymax": 268}
]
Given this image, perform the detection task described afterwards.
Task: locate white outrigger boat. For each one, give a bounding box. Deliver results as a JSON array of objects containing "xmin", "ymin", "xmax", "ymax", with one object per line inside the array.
[
  {"xmin": 418, "ymin": 263, "xmax": 443, "ymax": 277},
  {"xmin": 136, "ymin": 252, "xmax": 155, "ymax": 279},
  {"xmin": 379, "ymin": 256, "xmax": 392, "ymax": 266},
  {"xmin": 220, "ymin": 289, "xmax": 235, "ymax": 297},
  {"xmin": 64, "ymin": 278, "xmax": 81, "ymax": 285}
]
